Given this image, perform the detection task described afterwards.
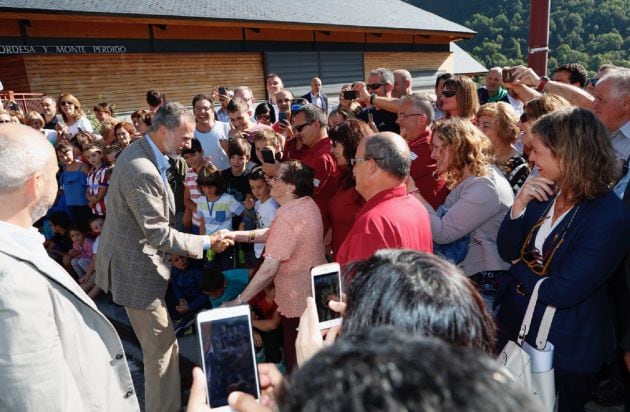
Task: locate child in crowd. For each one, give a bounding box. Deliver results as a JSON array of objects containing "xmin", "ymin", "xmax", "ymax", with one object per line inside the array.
[
  {"xmin": 67, "ymin": 223, "xmax": 94, "ymax": 278},
  {"xmin": 222, "ymin": 137, "xmax": 253, "ymax": 204},
  {"xmin": 253, "ymin": 128, "xmax": 284, "ymax": 178},
  {"xmin": 199, "ymin": 267, "xmax": 249, "ymax": 308},
  {"xmin": 248, "ymin": 168, "xmax": 279, "ymax": 260},
  {"xmin": 104, "ymin": 144, "xmax": 122, "ymax": 166},
  {"xmin": 182, "ymin": 138, "xmax": 213, "ymax": 234},
  {"xmin": 226, "ymin": 97, "xmax": 269, "ymax": 143},
  {"xmin": 44, "ymin": 211, "xmax": 73, "ymax": 268},
  {"xmin": 78, "ymin": 216, "xmax": 104, "ymax": 299},
  {"xmin": 84, "ymin": 144, "xmax": 109, "ymax": 216},
  {"xmin": 250, "ymin": 284, "xmax": 283, "ymax": 365},
  {"xmin": 168, "ymin": 255, "xmax": 208, "ymax": 335},
  {"xmin": 56, "ymin": 142, "xmax": 91, "ymax": 225},
  {"xmin": 196, "ymin": 164, "xmax": 244, "ymax": 270}
]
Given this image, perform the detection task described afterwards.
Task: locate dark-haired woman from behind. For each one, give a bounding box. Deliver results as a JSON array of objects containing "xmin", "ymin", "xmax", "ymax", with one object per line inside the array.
[{"xmin": 496, "ymin": 108, "xmax": 630, "ymax": 412}]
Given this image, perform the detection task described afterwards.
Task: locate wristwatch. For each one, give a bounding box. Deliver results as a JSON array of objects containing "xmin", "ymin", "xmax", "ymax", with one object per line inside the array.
[
  {"xmin": 370, "ymin": 93, "xmax": 377, "ymax": 105},
  {"xmin": 536, "ymin": 76, "xmax": 549, "ymax": 92}
]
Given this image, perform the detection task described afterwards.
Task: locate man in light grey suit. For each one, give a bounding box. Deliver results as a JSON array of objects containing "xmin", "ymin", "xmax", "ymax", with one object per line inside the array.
[
  {"xmin": 96, "ymin": 102, "xmax": 231, "ymax": 412},
  {"xmin": 0, "ymin": 124, "xmax": 140, "ymax": 411}
]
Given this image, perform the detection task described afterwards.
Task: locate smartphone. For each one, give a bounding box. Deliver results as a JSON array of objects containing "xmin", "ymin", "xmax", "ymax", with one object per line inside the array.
[
  {"xmin": 218, "ymin": 87, "xmax": 227, "ymax": 96},
  {"xmin": 367, "ymin": 112, "xmax": 374, "ymax": 124},
  {"xmin": 261, "ymin": 148, "xmax": 275, "ymax": 164},
  {"xmin": 502, "ymin": 68, "xmax": 515, "ymax": 83},
  {"xmin": 310, "ymin": 262, "xmax": 343, "ymax": 330},
  {"xmin": 343, "ymin": 90, "xmax": 357, "ymax": 100},
  {"xmin": 196, "ymin": 306, "xmax": 260, "ymax": 410},
  {"xmin": 278, "ymin": 112, "xmax": 287, "ymax": 123}
]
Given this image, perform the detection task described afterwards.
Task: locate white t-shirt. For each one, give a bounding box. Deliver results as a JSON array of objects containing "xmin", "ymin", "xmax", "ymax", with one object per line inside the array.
[
  {"xmin": 195, "ymin": 193, "xmax": 244, "ymax": 235},
  {"xmin": 254, "ymin": 197, "xmax": 279, "ymax": 258},
  {"xmin": 67, "ymin": 116, "xmax": 93, "ymax": 136},
  {"xmin": 195, "ymin": 122, "xmax": 230, "ymax": 171}
]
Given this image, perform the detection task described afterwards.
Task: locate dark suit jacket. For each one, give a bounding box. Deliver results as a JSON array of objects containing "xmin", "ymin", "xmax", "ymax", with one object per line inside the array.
[
  {"xmin": 301, "ymin": 92, "xmax": 329, "ymax": 113},
  {"xmin": 95, "ymin": 137, "xmax": 205, "ymax": 310},
  {"xmin": 495, "ymin": 191, "xmax": 630, "ymax": 373}
]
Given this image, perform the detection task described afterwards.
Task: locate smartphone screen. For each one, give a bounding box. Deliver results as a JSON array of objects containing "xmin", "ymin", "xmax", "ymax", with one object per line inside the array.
[
  {"xmin": 218, "ymin": 87, "xmax": 227, "ymax": 96},
  {"xmin": 312, "ymin": 268, "xmax": 342, "ymax": 329},
  {"xmin": 197, "ymin": 308, "xmax": 259, "ymax": 409},
  {"xmin": 278, "ymin": 112, "xmax": 287, "ymax": 123}
]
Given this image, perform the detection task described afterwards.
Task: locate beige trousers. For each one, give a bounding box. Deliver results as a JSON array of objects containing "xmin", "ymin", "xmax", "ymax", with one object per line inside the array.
[{"xmin": 126, "ymin": 301, "xmax": 180, "ymax": 412}]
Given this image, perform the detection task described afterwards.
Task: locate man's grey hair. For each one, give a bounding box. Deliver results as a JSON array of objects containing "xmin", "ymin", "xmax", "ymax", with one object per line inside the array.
[
  {"xmin": 294, "ymin": 104, "xmax": 327, "ymax": 128},
  {"xmin": 149, "ymin": 101, "xmax": 195, "ymax": 133},
  {"xmin": 0, "ymin": 125, "xmax": 51, "ymax": 193},
  {"xmin": 364, "ymin": 132, "xmax": 410, "ymax": 179},
  {"xmin": 599, "ymin": 68, "xmax": 630, "ymax": 99},
  {"xmin": 401, "ymin": 94, "xmax": 435, "ymax": 124},
  {"xmin": 370, "ymin": 68, "xmax": 394, "ymax": 86}
]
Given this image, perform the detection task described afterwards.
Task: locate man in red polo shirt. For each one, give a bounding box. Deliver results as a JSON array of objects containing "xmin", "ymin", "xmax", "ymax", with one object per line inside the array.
[
  {"xmin": 396, "ymin": 94, "xmax": 448, "ymax": 209},
  {"xmin": 291, "ymin": 104, "xmax": 340, "ymax": 215},
  {"xmin": 336, "ymin": 132, "xmax": 432, "ymax": 266}
]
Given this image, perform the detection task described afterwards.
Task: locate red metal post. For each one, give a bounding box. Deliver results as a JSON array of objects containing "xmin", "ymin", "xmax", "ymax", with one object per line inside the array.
[{"xmin": 528, "ymin": 0, "xmax": 551, "ymax": 76}]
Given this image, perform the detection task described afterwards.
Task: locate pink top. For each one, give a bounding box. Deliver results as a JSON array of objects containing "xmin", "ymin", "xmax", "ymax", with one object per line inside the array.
[
  {"xmin": 264, "ymin": 196, "xmax": 326, "ymax": 317},
  {"xmin": 73, "ymin": 237, "xmax": 94, "ymax": 260}
]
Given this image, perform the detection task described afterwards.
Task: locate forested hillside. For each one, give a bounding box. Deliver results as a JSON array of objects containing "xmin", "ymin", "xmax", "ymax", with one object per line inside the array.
[{"xmin": 407, "ymin": 0, "xmax": 629, "ymax": 73}]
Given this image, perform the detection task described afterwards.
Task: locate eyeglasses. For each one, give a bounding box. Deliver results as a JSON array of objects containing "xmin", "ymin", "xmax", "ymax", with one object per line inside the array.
[
  {"xmin": 398, "ymin": 113, "xmax": 425, "ymax": 120},
  {"xmin": 0, "ymin": 119, "xmax": 11, "ymax": 123},
  {"xmin": 60, "ymin": 101, "xmax": 74, "ymax": 106},
  {"xmin": 351, "ymin": 157, "xmax": 384, "ymax": 166},
  {"xmin": 293, "ymin": 121, "xmax": 313, "ymax": 132},
  {"xmin": 441, "ymin": 90, "xmax": 457, "ymax": 98},
  {"xmin": 519, "ymin": 203, "xmax": 580, "ymax": 276},
  {"xmin": 586, "ymin": 78, "xmax": 599, "ymax": 87},
  {"xmin": 366, "ymin": 83, "xmax": 386, "ymax": 90}
]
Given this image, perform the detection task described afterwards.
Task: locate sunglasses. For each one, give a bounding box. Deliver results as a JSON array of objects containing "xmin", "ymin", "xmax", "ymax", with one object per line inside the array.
[
  {"xmin": 293, "ymin": 121, "xmax": 313, "ymax": 132},
  {"xmin": 366, "ymin": 83, "xmax": 386, "ymax": 90},
  {"xmin": 441, "ymin": 90, "xmax": 457, "ymax": 98},
  {"xmin": 60, "ymin": 101, "xmax": 74, "ymax": 106}
]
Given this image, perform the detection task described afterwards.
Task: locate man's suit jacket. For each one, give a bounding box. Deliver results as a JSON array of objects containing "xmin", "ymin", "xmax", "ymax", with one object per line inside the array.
[
  {"xmin": 0, "ymin": 228, "xmax": 139, "ymax": 411},
  {"xmin": 301, "ymin": 92, "xmax": 329, "ymax": 113},
  {"xmin": 495, "ymin": 191, "xmax": 630, "ymax": 373},
  {"xmin": 95, "ymin": 137, "xmax": 205, "ymax": 310}
]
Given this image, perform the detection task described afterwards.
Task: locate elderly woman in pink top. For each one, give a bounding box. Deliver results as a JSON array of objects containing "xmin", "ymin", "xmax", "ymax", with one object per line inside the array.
[{"xmin": 222, "ymin": 159, "xmax": 326, "ymax": 371}]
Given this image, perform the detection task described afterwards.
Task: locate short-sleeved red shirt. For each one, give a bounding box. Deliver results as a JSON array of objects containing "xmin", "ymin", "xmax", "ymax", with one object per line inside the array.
[
  {"xmin": 336, "ymin": 185, "xmax": 433, "ymax": 267},
  {"xmin": 326, "ymin": 185, "xmax": 364, "ymax": 260},
  {"xmin": 408, "ymin": 130, "xmax": 449, "ymax": 210}
]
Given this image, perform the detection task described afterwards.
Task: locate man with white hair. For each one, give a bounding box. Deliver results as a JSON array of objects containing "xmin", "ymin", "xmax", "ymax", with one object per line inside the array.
[
  {"xmin": 478, "ymin": 67, "xmax": 510, "ymax": 105},
  {"xmin": 393, "ymin": 69, "xmax": 413, "ymax": 98},
  {"xmin": 0, "ymin": 124, "xmax": 140, "ymax": 411}
]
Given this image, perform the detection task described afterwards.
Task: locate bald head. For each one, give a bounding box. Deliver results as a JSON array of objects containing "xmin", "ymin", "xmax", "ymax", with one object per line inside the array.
[
  {"xmin": 0, "ymin": 124, "xmax": 58, "ymax": 225},
  {"xmin": 364, "ymin": 132, "xmax": 411, "ymax": 179},
  {"xmin": 0, "ymin": 124, "xmax": 55, "ymax": 193}
]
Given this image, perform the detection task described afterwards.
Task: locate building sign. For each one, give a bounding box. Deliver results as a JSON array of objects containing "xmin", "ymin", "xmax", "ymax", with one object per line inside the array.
[{"xmin": 0, "ymin": 45, "xmax": 127, "ymax": 55}]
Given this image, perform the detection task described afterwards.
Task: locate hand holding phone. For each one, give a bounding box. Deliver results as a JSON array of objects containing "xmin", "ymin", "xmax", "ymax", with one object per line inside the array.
[
  {"xmin": 343, "ymin": 90, "xmax": 357, "ymax": 100},
  {"xmin": 310, "ymin": 262, "xmax": 342, "ymax": 330},
  {"xmin": 502, "ymin": 68, "xmax": 516, "ymax": 83},
  {"xmin": 261, "ymin": 148, "xmax": 275, "ymax": 164},
  {"xmin": 196, "ymin": 306, "xmax": 260, "ymax": 410}
]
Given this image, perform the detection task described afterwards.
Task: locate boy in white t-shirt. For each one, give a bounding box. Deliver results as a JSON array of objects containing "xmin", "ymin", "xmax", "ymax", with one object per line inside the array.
[{"xmin": 248, "ymin": 168, "xmax": 279, "ymax": 259}]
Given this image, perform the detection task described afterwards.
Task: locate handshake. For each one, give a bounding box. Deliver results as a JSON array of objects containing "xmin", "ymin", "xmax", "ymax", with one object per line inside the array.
[{"xmin": 208, "ymin": 229, "xmax": 236, "ymax": 253}]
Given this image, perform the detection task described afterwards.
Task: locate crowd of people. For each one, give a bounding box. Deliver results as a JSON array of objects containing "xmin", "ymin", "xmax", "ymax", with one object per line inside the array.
[{"xmin": 1, "ymin": 62, "xmax": 629, "ymax": 412}]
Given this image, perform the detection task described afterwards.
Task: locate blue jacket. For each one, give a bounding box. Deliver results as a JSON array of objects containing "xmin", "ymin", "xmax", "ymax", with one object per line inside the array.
[{"xmin": 496, "ymin": 191, "xmax": 630, "ymax": 373}]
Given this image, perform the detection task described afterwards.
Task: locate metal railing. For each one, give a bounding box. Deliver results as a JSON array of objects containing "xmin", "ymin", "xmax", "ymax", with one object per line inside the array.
[{"xmin": 0, "ymin": 91, "xmax": 45, "ymax": 114}]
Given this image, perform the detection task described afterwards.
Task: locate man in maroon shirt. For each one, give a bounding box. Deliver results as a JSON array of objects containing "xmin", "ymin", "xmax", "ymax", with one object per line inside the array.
[
  {"xmin": 291, "ymin": 104, "xmax": 340, "ymax": 216},
  {"xmin": 396, "ymin": 95, "xmax": 448, "ymax": 209},
  {"xmin": 336, "ymin": 132, "xmax": 433, "ymax": 266}
]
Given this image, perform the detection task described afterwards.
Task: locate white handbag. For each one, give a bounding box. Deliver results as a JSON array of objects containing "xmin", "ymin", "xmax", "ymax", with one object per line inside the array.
[{"xmin": 498, "ymin": 278, "xmax": 557, "ymax": 412}]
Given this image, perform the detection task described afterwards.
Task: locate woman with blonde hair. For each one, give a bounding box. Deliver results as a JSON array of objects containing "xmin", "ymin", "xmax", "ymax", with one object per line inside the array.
[
  {"xmin": 477, "ymin": 102, "xmax": 530, "ymax": 194},
  {"xmin": 439, "ymin": 75, "xmax": 480, "ymax": 120},
  {"xmin": 408, "ymin": 117, "xmax": 513, "ymax": 308},
  {"xmin": 496, "ymin": 107, "xmax": 630, "ymax": 412},
  {"xmin": 55, "ymin": 93, "xmax": 93, "ymax": 137}
]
